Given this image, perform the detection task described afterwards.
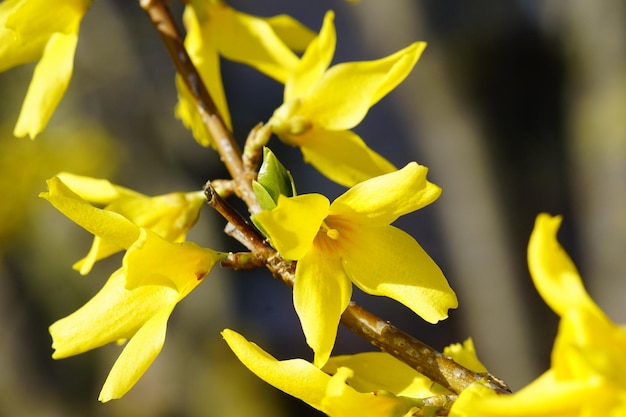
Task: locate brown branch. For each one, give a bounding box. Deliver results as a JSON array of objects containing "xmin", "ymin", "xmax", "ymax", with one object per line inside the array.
[{"xmin": 139, "ymin": 0, "xmax": 260, "ymax": 213}]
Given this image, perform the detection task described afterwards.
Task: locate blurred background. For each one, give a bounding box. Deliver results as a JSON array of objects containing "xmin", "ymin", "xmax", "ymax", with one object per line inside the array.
[{"xmin": 0, "ymin": 0, "xmax": 624, "ymax": 415}]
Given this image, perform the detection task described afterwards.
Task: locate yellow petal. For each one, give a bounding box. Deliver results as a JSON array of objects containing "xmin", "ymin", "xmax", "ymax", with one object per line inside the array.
[
  {"xmin": 99, "ymin": 305, "xmax": 175, "ymax": 402},
  {"xmin": 207, "ymin": 3, "xmax": 301, "ymax": 83},
  {"xmin": 14, "ymin": 31, "xmax": 77, "ymax": 138},
  {"xmin": 527, "ymin": 214, "xmax": 600, "ymax": 316},
  {"xmin": 40, "ymin": 176, "xmax": 140, "ymax": 249},
  {"xmin": 55, "ymin": 172, "xmax": 140, "ymax": 204},
  {"xmin": 285, "ymin": 11, "xmax": 335, "ymax": 102},
  {"xmin": 324, "ymin": 352, "xmax": 438, "ymax": 398},
  {"xmin": 222, "ymin": 329, "xmax": 330, "ymax": 412},
  {"xmin": 294, "ymin": 245, "xmax": 353, "ymax": 367},
  {"xmin": 450, "ymin": 371, "xmax": 599, "ymax": 417},
  {"xmin": 264, "ymin": 14, "xmax": 316, "ymax": 52},
  {"xmin": 123, "ymin": 228, "xmax": 222, "ymax": 296},
  {"xmin": 223, "ymin": 330, "xmax": 414, "ymax": 417},
  {"xmin": 299, "ymin": 42, "xmax": 426, "ymax": 131},
  {"xmin": 299, "ymin": 129, "xmax": 397, "ymax": 187},
  {"xmin": 0, "ymin": 0, "xmax": 86, "ymax": 71},
  {"xmin": 177, "ymin": 3, "xmax": 231, "ymax": 142},
  {"xmin": 252, "ymin": 194, "xmax": 329, "ymax": 260},
  {"xmin": 443, "ymin": 338, "xmax": 488, "ymax": 373},
  {"xmin": 331, "ymin": 162, "xmax": 440, "ymax": 225},
  {"xmin": 50, "ymin": 269, "xmax": 179, "ymax": 359},
  {"xmin": 343, "ymin": 225, "xmax": 457, "ymax": 324}
]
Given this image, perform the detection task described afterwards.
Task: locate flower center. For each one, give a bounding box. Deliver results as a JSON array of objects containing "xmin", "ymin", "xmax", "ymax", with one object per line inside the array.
[{"xmin": 320, "ymin": 220, "xmax": 340, "ymax": 240}]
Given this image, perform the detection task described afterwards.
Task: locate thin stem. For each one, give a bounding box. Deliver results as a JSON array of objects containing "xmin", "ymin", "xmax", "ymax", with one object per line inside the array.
[{"xmin": 140, "ymin": 0, "xmax": 260, "ymax": 213}]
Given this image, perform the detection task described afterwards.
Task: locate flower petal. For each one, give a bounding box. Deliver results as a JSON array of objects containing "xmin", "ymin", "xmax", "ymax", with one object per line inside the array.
[
  {"xmin": 40, "ymin": 176, "xmax": 140, "ymax": 249},
  {"xmin": 123, "ymin": 228, "xmax": 222, "ymax": 296},
  {"xmin": 207, "ymin": 3, "xmax": 301, "ymax": 83},
  {"xmin": 528, "ymin": 214, "xmax": 599, "ymax": 317},
  {"xmin": 14, "ymin": 31, "xmax": 77, "ymax": 138},
  {"xmin": 343, "ymin": 225, "xmax": 456, "ymax": 323},
  {"xmin": 331, "ymin": 162, "xmax": 440, "ymax": 225},
  {"xmin": 50, "ymin": 269, "xmax": 179, "ymax": 359},
  {"xmin": 324, "ymin": 352, "xmax": 438, "ymax": 398},
  {"xmin": 252, "ymin": 194, "xmax": 329, "ymax": 260},
  {"xmin": 300, "ymin": 42, "xmax": 426, "ymax": 131},
  {"xmin": 443, "ymin": 338, "xmax": 488, "ymax": 373},
  {"xmin": 295, "ymin": 244, "xmax": 352, "ymax": 367},
  {"xmin": 299, "ymin": 129, "xmax": 396, "ymax": 187},
  {"xmin": 55, "ymin": 172, "xmax": 140, "ymax": 204},
  {"xmin": 264, "ymin": 14, "xmax": 316, "ymax": 52},
  {"xmin": 222, "ymin": 329, "xmax": 330, "ymax": 412},
  {"xmin": 285, "ymin": 11, "xmax": 335, "ymax": 102},
  {"xmin": 450, "ymin": 370, "xmax": 602, "ymax": 417},
  {"xmin": 99, "ymin": 304, "xmax": 175, "ymax": 402}
]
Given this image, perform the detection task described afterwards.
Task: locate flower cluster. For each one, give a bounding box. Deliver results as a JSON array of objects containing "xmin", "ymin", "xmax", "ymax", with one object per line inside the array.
[{"xmin": 2, "ymin": 0, "xmax": 624, "ymax": 416}]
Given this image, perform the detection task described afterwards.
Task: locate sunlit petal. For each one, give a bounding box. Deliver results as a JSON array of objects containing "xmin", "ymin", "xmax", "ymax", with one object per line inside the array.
[
  {"xmin": 324, "ymin": 352, "xmax": 438, "ymax": 398},
  {"xmin": 252, "ymin": 194, "xmax": 329, "ymax": 260},
  {"xmin": 40, "ymin": 177, "xmax": 140, "ymax": 249},
  {"xmin": 299, "ymin": 129, "xmax": 396, "ymax": 187},
  {"xmin": 528, "ymin": 214, "xmax": 600, "ymax": 316},
  {"xmin": 99, "ymin": 306, "xmax": 174, "ymax": 402},
  {"xmin": 331, "ymin": 162, "xmax": 440, "ymax": 224},
  {"xmin": 301, "ymin": 42, "xmax": 425, "ymax": 131},
  {"xmin": 443, "ymin": 339, "xmax": 488, "ymax": 373},
  {"xmin": 285, "ymin": 11, "xmax": 335, "ymax": 101},
  {"xmin": 50, "ymin": 269, "xmax": 179, "ymax": 359},
  {"xmin": 123, "ymin": 228, "xmax": 222, "ymax": 294},
  {"xmin": 14, "ymin": 32, "xmax": 77, "ymax": 138},
  {"xmin": 295, "ymin": 245, "xmax": 352, "ymax": 367},
  {"xmin": 222, "ymin": 329, "xmax": 330, "ymax": 412},
  {"xmin": 343, "ymin": 225, "xmax": 457, "ymax": 323}
]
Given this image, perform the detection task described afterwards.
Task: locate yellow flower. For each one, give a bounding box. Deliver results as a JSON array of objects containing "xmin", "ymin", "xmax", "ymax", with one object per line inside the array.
[
  {"xmin": 252, "ymin": 162, "xmax": 457, "ymax": 366},
  {"xmin": 176, "ymin": 0, "xmax": 315, "ymax": 147},
  {"xmin": 41, "ymin": 176, "xmax": 225, "ymax": 401},
  {"xmin": 0, "ymin": 0, "xmax": 90, "ymax": 138},
  {"xmin": 52, "ymin": 173, "xmax": 206, "ymax": 275},
  {"xmin": 269, "ymin": 11, "xmax": 426, "ymax": 187},
  {"xmin": 224, "ymin": 330, "xmax": 486, "ymax": 417},
  {"xmin": 450, "ymin": 214, "xmax": 626, "ymax": 416}
]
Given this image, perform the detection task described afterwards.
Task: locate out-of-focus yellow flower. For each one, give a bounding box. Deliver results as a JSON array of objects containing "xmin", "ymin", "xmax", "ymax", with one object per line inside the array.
[
  {"xmin": 0, "ymin": 0, "xmax": 90, "ymax": 138},
  {"xmin": 53, "ymin": 173, "xmax": 206, "ymax": 275},
  {"xmin": 41, "ymin": 176, "xmax": 225, "ymax": 401},
  {"xmin": 224, "ymin": 330, "xmax": 485, "ymax": 417},
  {"xmin": 176, "ymin": 0, "xmax": 315, "ymax": 147},
  {"xmin": 451, "ymin": 214, "xmax": 626, "ymax": 416},
  {"xmin": 269, "ymin": 11, "xmax": 426, "ymax": 187},
  {"xmin": 253, "ymin": 162, "xmax": 457, "ymax": 366}
]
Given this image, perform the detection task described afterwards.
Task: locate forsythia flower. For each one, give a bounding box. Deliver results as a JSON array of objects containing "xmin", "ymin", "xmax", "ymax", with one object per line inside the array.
[
  {"xmin": 269, "ymin": 11, "xmax": 426, "ymax": 187},
  {"xmin": 0, "ymin": 0, "xmax": 90, "ymax": 138},
  {"xmin": 53, "ymin": 173, "xmax": 206, "ymax": 275},
  {"xmin": 450, "ymin": 214, "xmax": 626, "ymax": 416},
  {"xmin": 176, "ymin": 0, "xmax": 315, "ymax": 147},
  {"xmin": 223, "ymin": 330, "xmax": 486, "ymax": 417},
  {"xmin": 252, "ymin": 162, "xmax": 457, "ymax": 366},
  {"xmin": 41, "ymin": 176, "xmax": 225, "ymax": 401}
]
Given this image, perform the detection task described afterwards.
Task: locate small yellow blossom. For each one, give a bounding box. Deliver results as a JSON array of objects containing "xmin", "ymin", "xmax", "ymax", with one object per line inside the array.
[
  {"xmin": 224, "ymin": 330, "xmax": 486, "ymax": 417},
  {"xmin": 0, "ymin": 0, "xmax": 90, "ymax": 138},
  {"xmin": 450, "ymin": 214, "xmax": 626, "ymax": 416},
  {"xmin": 52, "ymin": 173, "xmax": 206, "ymax": 275},
  {"xmin": 269, "ymin": 11, "xmax": 426, "ymax": 186},
  {"xmin": 253, "ymin": 162, "xmax": 457, "ymax": 366},
  {"xmin": 176, "ymin": 0, "xmax": 315, "ymax": 147},
  {"xmin": 41, "ymin": 176, "xmax": 225, "ymax": 401}
]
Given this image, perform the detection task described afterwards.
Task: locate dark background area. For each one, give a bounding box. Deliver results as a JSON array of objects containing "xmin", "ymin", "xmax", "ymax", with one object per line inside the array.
[{"xmin": 0, "ymin": 1, "xmax": 624, "ymax": 416}]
